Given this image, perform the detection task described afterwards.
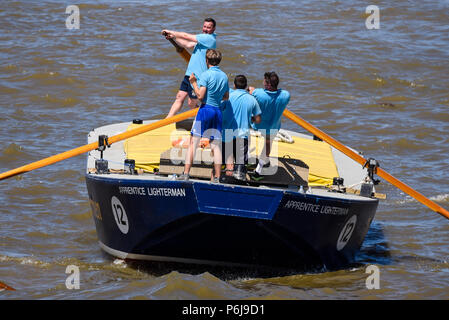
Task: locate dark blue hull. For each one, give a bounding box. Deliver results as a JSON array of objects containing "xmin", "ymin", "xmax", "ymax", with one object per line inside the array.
[{"xmin": 86, "ymin": 174, "xmax": 378, "ymax": 270}]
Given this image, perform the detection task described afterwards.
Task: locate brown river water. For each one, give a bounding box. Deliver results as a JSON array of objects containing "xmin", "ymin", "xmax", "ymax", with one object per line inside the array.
[{"xmin": 0, "ymin": 0, "xmax": 448, "ymax": 300}]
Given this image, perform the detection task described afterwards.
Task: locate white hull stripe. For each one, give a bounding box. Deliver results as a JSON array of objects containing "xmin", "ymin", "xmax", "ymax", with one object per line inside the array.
[{"xmin": 98, "ymin": 241, "xmax": 257, "ymax": 268}]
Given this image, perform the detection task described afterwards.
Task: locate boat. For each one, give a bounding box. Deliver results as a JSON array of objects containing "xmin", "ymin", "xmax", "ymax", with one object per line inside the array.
[
  {"xmin": 84, "ymin": 117, "xmax": 382, "ymax": 271},
  {"xmin": 0, "ymin": 35, "xmax": 445, "ymax": 273}
]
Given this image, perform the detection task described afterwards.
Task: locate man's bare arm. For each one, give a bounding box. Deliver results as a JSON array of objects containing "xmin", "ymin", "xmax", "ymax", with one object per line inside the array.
[
  {"xmin": 175, "ymin": 37, "xmax": 196, "ymax": 50},
  {"xmin": 189, "ymin": 73, "xmax": 206, "ymax": 101},
  {"xmin": 193, "ymin": 83, "xmax": 207, "ymax": 101},
  {"xmin": 162, "ymin": 30, "xmax": 197, "ymax": 49}
]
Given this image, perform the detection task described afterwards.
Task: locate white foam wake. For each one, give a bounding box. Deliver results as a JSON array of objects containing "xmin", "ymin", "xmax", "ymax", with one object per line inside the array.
[{"xmin": 429, "ymin": 194, "xmax": 449, "ymax": 202}]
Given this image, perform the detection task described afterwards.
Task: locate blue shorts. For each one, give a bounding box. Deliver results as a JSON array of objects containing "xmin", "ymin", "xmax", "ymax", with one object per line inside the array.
[
  {"xmin": 191, "ymin": 104, "xmax": 222, "ymax": 141},
  {"xmin": 179, "ymin": 75, "xmax": 197, "ymax": 99}
]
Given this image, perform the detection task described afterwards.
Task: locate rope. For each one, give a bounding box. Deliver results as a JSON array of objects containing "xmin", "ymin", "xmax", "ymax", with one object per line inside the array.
[
  {"xmin": 274, "ymin": 129, "xmax": 294, "ymax": 143},
  {"xmin": 249, "ymin": 129, "xmax": 294, "ymax": 144}
]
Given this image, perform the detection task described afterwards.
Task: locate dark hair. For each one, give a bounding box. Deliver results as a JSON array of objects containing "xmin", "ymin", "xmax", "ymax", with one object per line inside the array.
[
  {"xmin": 264, "ymin": 71, "xmax": 279, "ymax": 90},
  {"xmin": 234, "ymin": 75, "xmax": 247, "ymax": 89},
  {"xmin": 204, "ymin": 18, "xmax": 216, "ymax": 28},
  {"xmin": 206, "ymin": 49, "xmax": 222, "ymax": 66}
]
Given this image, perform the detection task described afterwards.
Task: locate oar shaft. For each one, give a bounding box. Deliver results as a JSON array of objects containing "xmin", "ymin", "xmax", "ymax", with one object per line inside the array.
[
  {"xmin": 377, "ymin": 168, "xmax": 449, "ymax": 219},
  {"xmin": 283, "ymin": 108, "xmax": 449, "ymax": 220},
  {"xmin": 163, "ymin": 34, "xmax": 191, "ymax": 63},
  {"xmin": 283, "ymin": 109, "xmax": 366, "ymax": 166},
  {"xmin": 0, "ymin": 142, "xmax": 97, "ymax": 181},
  {"xmin": 0, "ymin": 108, "xmax": 198, "ymax": 181}
]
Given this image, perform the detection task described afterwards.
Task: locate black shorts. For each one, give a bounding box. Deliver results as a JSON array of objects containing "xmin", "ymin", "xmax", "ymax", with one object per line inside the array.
[
  {"xmin": 179, "ymin": 75, "xmax": 197, "ymax": 99},
  {"xmin": 222, "ymin": 137, "xmax": 249, "ymax": 165}
]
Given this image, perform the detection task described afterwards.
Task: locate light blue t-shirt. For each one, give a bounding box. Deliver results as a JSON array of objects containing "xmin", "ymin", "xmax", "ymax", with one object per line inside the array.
[
  {"xmin": 221, "ymin": 89, "xmax": 262, "ymax": 141},
  {"xmin": 198, "ymin": 66, "xmax": 229, "ymax": 108},
  {"xmin": 185, "ymin": 33, "xmax": 216, "ymax": 80},
  {"xmin": 252, "ymin": 88, "xmax": 290, "ymax": 133}
]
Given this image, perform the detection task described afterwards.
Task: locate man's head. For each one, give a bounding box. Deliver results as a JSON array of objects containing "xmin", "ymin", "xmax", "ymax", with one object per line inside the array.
[
  {"xmin": 234, "ymin": 75, "xmax": 247, "ymax": 90},
  {"xmin": 206, "ymin": 49, "xmax": 222, "ymax": 66},
  {"xmin": 263, "ymin": 71, "xmax": 279, "ymax": 91},
  {"xmin": 203, "ymin": 18, "xmax": 216, "ymax": 34}
]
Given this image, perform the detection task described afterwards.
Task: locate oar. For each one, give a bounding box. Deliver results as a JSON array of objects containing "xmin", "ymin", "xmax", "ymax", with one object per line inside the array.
[
  {"xmin": 0, "ymin": 108, "xmax": 198, "ymax": 181},
  {"xmin": 162, "ymin": 31, "xmax": 191, "ymax": 63},
  {"xmin": 282, "ymin": 108, "xmax": 449, "ymax": 220},
  {"xmin": 0, "ymin": 281, "xmax": 15, "ymax": 291}
]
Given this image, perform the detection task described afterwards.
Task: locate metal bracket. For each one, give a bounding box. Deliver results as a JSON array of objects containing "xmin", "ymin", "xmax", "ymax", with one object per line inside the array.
[
  {"xmin": 97, "ymin": 135, "xmax": 111, "ymax": 160},
  {"xmin": 363, "ymin": 158, "xmax": 380, "ymax": 185}
]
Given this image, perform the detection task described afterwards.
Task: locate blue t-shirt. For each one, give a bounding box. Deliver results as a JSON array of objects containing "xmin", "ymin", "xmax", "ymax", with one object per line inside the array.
[
  {"xmin": 221, "ymin": 89, "xmax": 261, "ymax": 141},
  {"xmin": 252, "ymin": 88, "xmax": 290, "ymax": 133},
  {"xmin": 185, "ymin": 33, "xmax": 216, "ymax": 80},
  {"xmin": 198, "ymin": 66, "xmax": 229, "ymax": 108}
]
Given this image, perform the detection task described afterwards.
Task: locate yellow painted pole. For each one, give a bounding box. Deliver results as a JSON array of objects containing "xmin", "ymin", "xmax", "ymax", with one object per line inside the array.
[
  {"xmin": 0, "ymin": 108, "xmax": 198, "ymax": 181},
  {"xmin": 283, "ymin": 108, "xmax": 449, "ymax": 220}
]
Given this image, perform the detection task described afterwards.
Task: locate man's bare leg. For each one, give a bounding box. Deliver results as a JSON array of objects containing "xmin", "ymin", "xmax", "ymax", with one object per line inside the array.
[
  {"xmin": 255, "ymin": 136, "xmax": 272, "ymax": 174},
  {"xmin": 210, "ymin": 140, "xmax": 222, "ymax": 179},
  {"xmin": 265, "ymin": 137, "xmax": 272, "ymax": 160},
  {"xmin": 187, "ymin": 97, "xmax": 199, "ymax": 109},
  {"xmin": 183, "ymin": 135, "xmax": 201, "ymax": 175},
  {"xmin": 225, "ymin": 154, "xmax": 234, "ymax": 177},
  {"xmin": 222, "ymin": 141, "xmax": 234, "ymax": 176},
  {"xmin": 166, "ymin": 90, "xmax": 188, "ymax": 118}
]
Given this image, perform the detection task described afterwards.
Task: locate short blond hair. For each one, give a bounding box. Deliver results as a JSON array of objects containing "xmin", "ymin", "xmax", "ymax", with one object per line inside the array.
[{"xmin": 206, "ymin": 49, "xmax": 222, "ymax": 66}]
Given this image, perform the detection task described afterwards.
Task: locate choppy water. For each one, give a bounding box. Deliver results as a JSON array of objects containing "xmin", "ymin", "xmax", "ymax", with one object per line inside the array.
[{"xmin": 0, "ymin": 0, "xmax": 448, "ymax": 300}]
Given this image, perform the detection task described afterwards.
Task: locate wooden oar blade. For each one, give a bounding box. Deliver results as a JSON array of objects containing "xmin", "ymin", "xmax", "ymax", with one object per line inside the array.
[
  {"xmin": 179, "ymin": 49, "xmax": 191, "ymax": 63},
  {"xmin": 0, "ymin": 281, "xmax": 15, "ymax": 291},
  {"xmin": 0, "ymin": 108, "xmax": 198, "ymax": 181},
  {"xmin": 163, "ymin": 33, "xmax": 191, "ymax": 63},
  {"xmin": 283, "ymin": 109, "xmax": 449, "ymax": 220}
]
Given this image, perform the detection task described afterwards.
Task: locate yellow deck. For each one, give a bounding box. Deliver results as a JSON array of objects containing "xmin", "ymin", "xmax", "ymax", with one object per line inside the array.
[{"xmin": 124, "ymin": 123, "xmax": 339, "ymax": 186}]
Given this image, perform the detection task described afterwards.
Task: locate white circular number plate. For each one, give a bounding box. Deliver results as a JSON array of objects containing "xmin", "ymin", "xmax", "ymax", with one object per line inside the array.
[
  {"xmin": 111, "ymin": 196, "xmax": 129, "ymax": 234},
  {"xmin": 336, "ymin": 215, "xmax": 357, "ymax": 251}
]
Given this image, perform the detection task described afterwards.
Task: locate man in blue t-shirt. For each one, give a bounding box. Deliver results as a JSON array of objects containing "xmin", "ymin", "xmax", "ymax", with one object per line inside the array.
[
  {"xmin": 249, "ymin": 72, "xmax": 290, "ymax": 175},
  {"xmin": 178, "ymin": 49, "xmax": 229, "ymax": 182},
  {"xmin": 162, "ymin": 18, "xmax": 217, "ymax": 118},
  {"xmin": 221, "ymin": 75, "xmax": 261, "ymax": 180}
]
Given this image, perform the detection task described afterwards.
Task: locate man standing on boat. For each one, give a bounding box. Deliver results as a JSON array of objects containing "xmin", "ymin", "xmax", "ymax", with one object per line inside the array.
[
  {"xmin": 221, "ymin": 75, "xmax": 261, "ymax": 181},
  {"xmin": 162, "ymin": 18, "xmax": 217, "ymax": 118},
  {"xmin": 249, "ymin": 72, "xmax": 290, "ymax": 177},
  {"xmin": 178, "ymin": 49, "xmax": 229, "ymax": 182}
]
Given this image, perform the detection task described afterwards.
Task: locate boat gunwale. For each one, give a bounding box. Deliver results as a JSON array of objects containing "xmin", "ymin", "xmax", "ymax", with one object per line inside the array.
[{"xmin": 85, "ymin": 172, "xmax": 379, "ymax": 204}]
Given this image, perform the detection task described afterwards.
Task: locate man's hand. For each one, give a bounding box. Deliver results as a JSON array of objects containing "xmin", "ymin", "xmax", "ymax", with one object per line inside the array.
[
  {"xmin": 189, "ymin": 73, "xmax": 206, "ymax": 101},
  {"xmin": 161, "ymin": 30, "xmax": 174, "ymax": 39},
  {"xmin": 251, "ymin": 115, "xmax": 261, "ymax": 124},
  {"xmin": 248, "ymin": 86, "xmax": 255, "ymax": 94},
  {"xmin": 162, "ymin": 30, "xmax": 197, "ymax": 49},
  {"xmin": 189, "ymin": 73, "xmax": 197, "ymax": 84}
]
